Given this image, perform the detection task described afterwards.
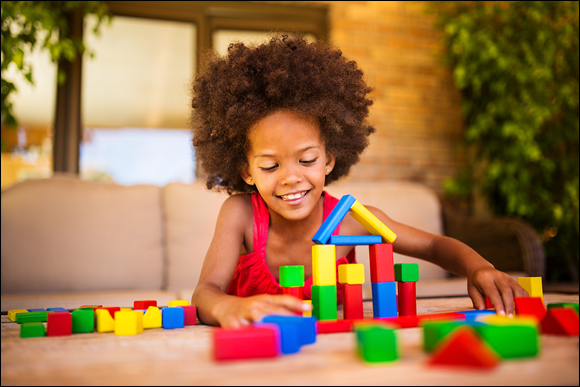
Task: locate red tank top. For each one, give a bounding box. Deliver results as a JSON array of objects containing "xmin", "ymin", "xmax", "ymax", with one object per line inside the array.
[{"xmin": 227, "ymin": 191, "xmax": 356, "ymax": 303}]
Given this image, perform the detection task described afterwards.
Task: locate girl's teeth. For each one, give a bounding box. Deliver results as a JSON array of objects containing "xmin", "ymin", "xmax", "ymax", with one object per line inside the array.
[{"xmin": 283, "ymin": 192, "xmax": 305, "ymax": 200}]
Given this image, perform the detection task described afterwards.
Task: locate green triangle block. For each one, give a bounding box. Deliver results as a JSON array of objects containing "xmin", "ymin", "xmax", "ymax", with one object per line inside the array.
[
  {"xmin": 20, "ymin": 322, "xmax": 46, "ymax": 338},
  {"xmin": 356, "ymin": 324, "xmax": 399, "ymax": 363},
  {"xmin": 422, "ymin": 320, "xmax": 465, "ymax": 352},
  {"xmin": 473, "ymin": 322, "xmax": 540, "ymax": 359}
]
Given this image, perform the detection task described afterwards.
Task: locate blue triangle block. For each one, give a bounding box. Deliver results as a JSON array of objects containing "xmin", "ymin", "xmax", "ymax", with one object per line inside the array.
[{"xmin": 312, "ymin": 194, "xmax": 356, "ymax": 244}]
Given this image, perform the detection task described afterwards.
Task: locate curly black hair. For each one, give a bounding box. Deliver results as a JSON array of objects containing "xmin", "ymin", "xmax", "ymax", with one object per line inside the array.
[{"xmin": 190, "ymin": 33, "xmax": 375, "ymax": 195}]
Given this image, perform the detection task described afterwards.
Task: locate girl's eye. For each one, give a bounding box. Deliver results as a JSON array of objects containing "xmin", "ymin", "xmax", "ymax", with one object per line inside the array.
[
  {"xmin": 301, "ymin": 158, "xmax": 318, "ymax": 165},
  {"xmin": 260, "ymin": 165, "xmax": 278, "ymax": 171}
]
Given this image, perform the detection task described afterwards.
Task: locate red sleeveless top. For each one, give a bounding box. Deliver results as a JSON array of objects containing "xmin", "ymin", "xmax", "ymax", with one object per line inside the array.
[{"xmin": 227, "ymin": 191, "xmax": 356, "ymax": 303}]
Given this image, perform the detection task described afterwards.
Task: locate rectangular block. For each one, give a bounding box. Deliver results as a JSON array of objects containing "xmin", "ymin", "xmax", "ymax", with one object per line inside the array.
[
  {"xmin": 517, "ymin": 277, "xmax": 543, "ymax": 301},
  {"xmin": 47, "ymin": 311, "xmax": 72, "ymax": 336},
  {"xmin": 381, "ymin": 312, "xmax": 466, "ymax": 329},
  {"xmin": 95, "ymin": 309, "xmax": 116, "ymax": 333},
  {"xmin": 20, "ymin": 322, "xmax": 46, "ymax": 338},
  {"xmin": 328, "ymin": 235, "xmax": 382, "ymax": 245},
  {"xmin": 303, "ymin": 300, "xmax": 312, "ymax": 318},
  {"xmin": 316, "ymin": 319, "xmax": 354, "ymax": 334},
  {"xmin": 473, "ymin": 322, "xmax": 540, "ymax": 359},
  {"xmin": 279, "ymin": 266, "xmax": 304, "ymax": 287},
  {"xmin": 8, "ymin": 309, "xmax": 28, "ymax": 322},
  {"xmin": 312, "ymin": 194, "xmax": 356, "ymax": 244},
  {"xmin": 213, "ymin": 326, "xmax": 280, "ymax": 361},
  {"xmin": 134, "ymin": 300, "xmax": 157, "ymax": 310},
  {"xmin": 162, "ymin": 307, "xmax": 185, "ymax": 329},
  {"xmin": 371, "ymin": 282, "xmax": 397, "ymax": 318},
  {"xmin": 394, "ymin": 263, "xmax": 419, "ymax": 282},
  {"xmin": 168, "ymin": 300, "xmax": 189, "ymax": 307},
  {"xmin": 343, "ymin": 284, "xmax": 364, "ymax": 320},
  {"xmin": 115, "ymin": 310, "xmax": 144, "ymax": 335},
  {"xmin": 181, "ymin": 305, "xmax": 197, "ymax": 326},
  {"xmin": 349, "ymin": 201, "xmax": 397, "ymax": 243},
  {"xmin": 47, "ymin": 308, "xmax": 69, "ymax": 313},
  {"xmin": 27, "ymin": 308, "xmax": 46, "ymax": 312},
  {"xmin": 338, "ymin": 263, "xmax": 365, "ymax": 285},
  {"xmin": 16, "ymin": 311, "xmax": 52, "ymax": 324},
  {"xmin": 312, "ymin": 245, "xmax": 336, "ymax": 286},
  {"xmin": 143, "ymin": 306, "xmax": 162, "ymax": 329},
  {"xmin": 397, "ymin": 281, "xmax": 417, "ymax": 316},
  {"xmin": 454, "ymin": 310, "xmax": 496, "ymax": 321},
  {"xmin": 369, "ymin": 244, "xmax": 394, "ymax": 283},
  {"xmin": 283, "ymin": 287, "xmax": 304, "ymax": 315},
  {"xmin": 311, "ymin": 285, "xmax": 337, "ymax": 321}
]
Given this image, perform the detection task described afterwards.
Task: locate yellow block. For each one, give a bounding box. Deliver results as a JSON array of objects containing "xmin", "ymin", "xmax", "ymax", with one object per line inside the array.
[
  {"xmin": 120, "ymin": 308, "xmax": 133, "ymax": 312},
  {"xmin": 518, "ymin": 277, "xmax": 543, "ymax": 301},
  {"xmin": 143, "ymin": 306, "xmax": 162, "ymax": 329},
  {"xmin": 95, "ymin": 309, "xmax": 115, "ymax": 333},
  {"xmin": 481, "ymin": 315, "xmax": 539, "ymax": 327},
  {"xmin": 168, "ymin": 300, "xmax": 189, "ymax": 307},
  {"xmin": 114, "ymin": 310, "xmax": 144, "ymax": 335},
  {"xmin": 338, "ymin": 263, "xmax": 365, "ymax": 285},
  {"xmin": 312, "ymin": 245, "xmax": 336, "ymax": 286},
  {"xmin": 303, "ymin": 300, "xmax": 312, "ymax": 318},
  {"xmin": 349, "ymin": 201, "xmax": 397, "ymax": 243},
  {"xmin": 8, "ymin": 309, "xmax": 28, "ymax": 322}
]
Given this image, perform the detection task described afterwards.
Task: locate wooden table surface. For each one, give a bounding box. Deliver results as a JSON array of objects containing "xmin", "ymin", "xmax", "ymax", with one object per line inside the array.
[{"xmin": 2, "ymin": 294, "xmax": 578, "ymax": 386}]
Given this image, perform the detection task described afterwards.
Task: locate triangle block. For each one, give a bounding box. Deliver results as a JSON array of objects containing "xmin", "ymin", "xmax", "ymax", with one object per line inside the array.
[
  {"xmin": 514, "ymin": 297, "xmax": 546, "ymax": 322},
  {"xmin": 540, "ymin": 308, "xmax": 579, "ymax": 336},
  {"xmin": 428, "ymin": 326, "xmax": 499, "ymax": 370}
]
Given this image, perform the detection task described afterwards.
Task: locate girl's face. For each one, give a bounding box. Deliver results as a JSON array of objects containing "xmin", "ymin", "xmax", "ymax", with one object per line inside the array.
[{"xmin": 242, "ymin": 110, "xmax": 335, "ymax": 222}]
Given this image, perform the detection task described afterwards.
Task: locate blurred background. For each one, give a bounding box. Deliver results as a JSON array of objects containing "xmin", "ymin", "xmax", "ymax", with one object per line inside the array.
[{"xmin": 1, "ymin": 1, "xmax": 578, "ymax": 283}]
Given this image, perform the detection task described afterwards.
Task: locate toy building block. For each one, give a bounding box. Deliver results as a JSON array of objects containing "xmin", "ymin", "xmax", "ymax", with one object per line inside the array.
[
  {"xmin": 114, "ymin": 310, "xmax": 144, "ymax": 335},
  {"xmin": 316, "ymin": 319, "xmax": 354, "ymax": 334},
  {"xmin": 47, "ymin": 312, "xmax": 72, "ymax": 337},
  {"xmin": 261, "ymin": 315, "xmax": 317, "ymax": 352},
  {"xmin": 371, "ymin": 282, "xmax": 397, "ymax": 318},
  {"xmin": 95, "ymin": 309, "xmax": 116, "ymax": 333},
  {"xmin": 20, "ymin": 322, "xmax": 46, "ymax": 338},
  {"xmin": 27, "ymin": 308, "xmax": 46, "ymax": 312},
  {"xmin": 422, "ymin": 320, "xmax": 464, "ymax": 352},
  {"xmin": 547, "ymin": 302, "xmax": 579, "ymax": 314},
  {"xmin": 514, "ymin": 297, "xmax": 546, "ymax": 322},
  {"xmin": 540, "ymin": 308, "xmax": 579, "ymax": 336},
  {"xmin": 349, "ymin": 200, "xmax": 397, "ymax": 243},
  {"xmin": 328, "ymin": 235, "xmax": 382, "ymax": 245},
  {"xmin": 311, "ymin": 285, "xmax": 337, "ymax": 321},
  {"xmin": 282, "ymin": 286, "xmax": 304, "ymax": 300},
  {"xmin": 303, "ymin": 300, "xmax": 312, "ymax": 317},
  {"xmin": 279, "ymin": 265, "xmax": 304, "ymax": 287},
  {"xmin": 397, "ymin": 281, "xmax": 417, "ymax": 317},
  {"xmin": 16, "ymin": 311, "xmax": 52, "ymax": 323},
  {"xmin": 95, "ymin": 306, "xmax": 121, "ymax": 319},
  {"xmin": 47, "ymin": 308, "xmax": 69, "ymax": 313},
  {"xmin": 481, "ymin": 315, "xmax": 538, "ymax": 327},
  {"xmin": 428, "ymin": 326, "xmax": 499, "ymax": 370},
  {"xmin": 312, "ymin": 194, "xmax": 356, "ymax": 244},
  {"xmin": 338, "ymin": 263, "xmax": 365, "ymax": 285},
  {"xmin": 181, "ymin": 305, "xmax": 197, "ymax": 326},
  {"xmin": 517, "ymin": 277, "xmax": 543, "ymax": 301},
  {"xmin": 473, "ymin": 319, "xmax": 540, "ymax": 359},
  {"xmin": 369, "ymin": 244, "xmax": 395, "ymax": 283},
  {"xmin": 394, "ymin": 263, "xmax": 419, "ymax": 282},
  {"xmin": 454, "ymin": 310, "xmax": 496, "ymax": 321},
  {"xmin": 143, "ymin": 306, "xmax": 162, "ymax": 329},
  {"xmin": 8, "ymin": 309, "xmax": 28, "ymax": 322},
  {"xmin": 343, "ymin": 284, "xmax": 364, "ymax": 320},
  {"xmin": 162, "ymin": 307, "xmax": 185, "ymax": 329},
  {"xmin": 72, "ymin": 309, "xmax": 95, "ymax": 333},
  {"xmin": 134, "ymin": 300, "xmax": 157, "ymax": 310},
  {"xmin": 379, "ymin": 312, "xmax": 466, "ymax": 329},
  {"xmin": 79, "ymin": 305, "xmax": 102, "ymax": 310},
  {"xmin": 312, "ymin": 245, "xmax": 337, "ymax": 286},
  {"xmin": 485, "ymin": 297, "xmax": 494, "ymax": 309},
  {"xmin": 168, "ymin": 300, "xmax": 189, "ymax": 307},
  {"xmin": 355, "ymin": 323, "xmax": 399, "ymax": 363},
  {"xmin": 213, "ymin": 325, "xmax": 280, "ymax": 361}
]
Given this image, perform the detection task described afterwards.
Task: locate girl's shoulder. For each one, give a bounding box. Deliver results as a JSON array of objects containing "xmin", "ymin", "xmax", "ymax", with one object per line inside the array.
[{"xmin": 218, "ymin": 193, "xmax": 254, "ymax": 229}]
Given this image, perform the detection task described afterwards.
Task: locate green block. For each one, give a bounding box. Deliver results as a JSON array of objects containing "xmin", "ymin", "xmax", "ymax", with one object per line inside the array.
[
  {"xmin": 280, "ymin": 265, "xmax": 304, "ymax": 287},
  {"xmin": 311, "ymin": 285, "xmax": 337, "ymax": 321},
  {"xmin": 422, "ymin": 320, "xmax": 464, "ymax": 352},
  {"xmin": 356, "ymin": 324, "xmax": 398, "ymax": 363},
  {"xmin": 547, "ymin": 302, "xmax": 579, "ymax": 314},
  {"xmin": 72, "ymin": 309, "xmax": 95, "ymax": 333},
  {"xmin": 473, "ymin": 323, "xmax": 540, "ymax": 359},
  {"xmin": 394, "ymin": 263, "xmax": 419, "ymax": 282},
  {"xmin": 16, "ymin": 311, "xmax": 51, "ymax": 323},
  {"xmin": 20, "ymin": 322, "xmax": 46, "ymax": 338}
]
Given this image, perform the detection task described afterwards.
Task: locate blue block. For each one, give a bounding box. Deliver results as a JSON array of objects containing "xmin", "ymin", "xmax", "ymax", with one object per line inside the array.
[
  {"xmin": 162, "ymin": 307, "xmax": 184, "ymax": 329},
  {"xmin": 261, "ymin": 315, "xmax": 317, "ymax": 354},
  {"xmin": 312, "ymin": 195, "xmax": 356, "ymax": 244},
  {"xmin": 328, "ymin": 235, "xmax": 382, "ymax": 245},
  {"xmin": 455, "ymin": 309, "xmax": 496, "ymax": 321},
  {"xmin": 27, "ymin": 308, "xmax": 46, "ymax": 312},
  {"xmin": 371, "ymin": 282, "xmax": 397, "ymax": 318},
  {"xmin": 47, "ymin": 308, "xmax": 69, "ymax": 313}
]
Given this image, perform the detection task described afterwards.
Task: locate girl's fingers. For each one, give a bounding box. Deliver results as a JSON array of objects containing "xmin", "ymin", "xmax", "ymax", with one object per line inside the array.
[
  {"xmin": 468, "ymin": 284, "xmax": 487, "ymax": 310},
  {"xmin": 496, "ymin": 278, "xmax": 515, "ymax": 317},
  {"xmin": 265, "ymin": 295, "xmax": 309, "ymax": 312}
]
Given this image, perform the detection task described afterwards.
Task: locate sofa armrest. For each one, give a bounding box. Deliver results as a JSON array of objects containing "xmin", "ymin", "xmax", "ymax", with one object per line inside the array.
[{"xmin": 441, "ymin": 202, "xmax": 545, "ymax": 277}]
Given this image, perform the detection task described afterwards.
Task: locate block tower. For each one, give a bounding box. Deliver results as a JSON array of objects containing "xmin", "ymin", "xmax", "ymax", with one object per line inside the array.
[{"xmin": 311, "ymin": 195, "xmax": 398, "ymax": 320}]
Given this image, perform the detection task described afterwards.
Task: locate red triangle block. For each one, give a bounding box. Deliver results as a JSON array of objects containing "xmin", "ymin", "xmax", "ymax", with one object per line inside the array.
[
  {"xmin": 428, "ymin": 326, "xmax": 499, "ymax": 370},
  {"xmin": 541, "ymin": 308, "xmax": 579, "ymax": 336},
  {"xmin": 515, "ymin": 297, "xmax": 546, "ymax": 322}
]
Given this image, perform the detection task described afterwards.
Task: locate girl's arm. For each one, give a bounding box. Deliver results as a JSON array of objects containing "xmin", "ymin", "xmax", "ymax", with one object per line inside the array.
[{"xmin": 191, "ymin": 195, "xmax": 306, "ymax": 327}]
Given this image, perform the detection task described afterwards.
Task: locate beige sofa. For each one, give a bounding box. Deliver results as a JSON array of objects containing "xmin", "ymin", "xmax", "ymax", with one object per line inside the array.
[{"xmin": 1, "ymin": 175, "xmax": 542, "ymax": 312}]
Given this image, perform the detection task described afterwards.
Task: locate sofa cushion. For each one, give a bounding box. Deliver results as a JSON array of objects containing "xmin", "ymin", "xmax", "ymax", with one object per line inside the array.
[{"xmin": 1, "ymin": 175, "xmax": 164, "ymax": 293}]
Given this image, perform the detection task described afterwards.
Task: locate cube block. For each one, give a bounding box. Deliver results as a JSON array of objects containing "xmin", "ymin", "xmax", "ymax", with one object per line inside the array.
[
  {"xmin": 369, "ymin": 244, "xmax": 394, "ymax": 283},
  {"xmin": 72, "ymin": 309, "xmax": 95, "ymax": 333},
  {"xmin": 355, "ymin": 323, "xmax": 399, "ymax": 363},
  {"xmin": 394, "ymin": 263, "xmax": 419, "ymax": 282},
  {"xmin": 279, "ymin": 265, "xmax": 304, "ymax": 287},
  {"xmin": 162, "ymin": 307, "xmax": 185, "ymax": 329},
  {"xmin": 115, "ymin": 310, "xmax": 144, "ymax": 335},
  {"xmin": 47, "ymin": 311, "xmax": 72, "ymax": 336},
  {"xmin": 338, "ymin": 263, "xmax": 365, "ymax": 285}
]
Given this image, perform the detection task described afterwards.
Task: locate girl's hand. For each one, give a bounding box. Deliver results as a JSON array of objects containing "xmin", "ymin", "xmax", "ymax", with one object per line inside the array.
[
  {"xmin": 212, "ymin": 294, "xmax": 311, "ymax": 328},
  {"xmin": 467, "ymin": 267, "xmax": 529, "ymax": 316}
]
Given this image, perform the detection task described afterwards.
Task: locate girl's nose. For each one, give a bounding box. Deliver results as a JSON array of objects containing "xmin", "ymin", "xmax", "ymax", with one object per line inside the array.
[{"xmin": 280, "ymin": 164, "xmax": 302, "ymax": 185}]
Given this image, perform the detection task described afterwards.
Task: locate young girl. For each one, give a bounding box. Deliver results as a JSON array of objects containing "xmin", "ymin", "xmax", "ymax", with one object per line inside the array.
[{"xmin": 190, "ymin": 34, "xmax": 527, "ymax": 328}]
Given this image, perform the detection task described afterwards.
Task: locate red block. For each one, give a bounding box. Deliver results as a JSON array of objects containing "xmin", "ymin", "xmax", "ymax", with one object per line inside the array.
[
  {"xmin": 316, "ymin": 319, "xmax": 353, "ymax": 334},
  {"xmin": 397, "ymin": 281, "xmax": 417, "ymax": 317},
  {"xmin": 182, "ymin": 305, "xmax": 197, "ymax": 326},
  {"xmin": 95, "ymin": 306, "xmax": 121, "ymax": 319},
  {"xmin": 213, "ymin": 326, "xmax": 280, "ymax": 361},
  {"xmin": 47, "ymin": 312, "xmax": 72, "ymax": 337},
  {"xmin": 282, "ymin": 287, "xmax": 304, "ymax": 315},
  {"xmin": 514, "ymin": 297, "xmax": 546, "ymax": 322},
  {"xmin": 428, "ymin": 326, "xmax": 499, "ymax": 370},
  {"xmin": 369, "ymin": 244, "xmax": 394, "ymax": 283},
  {"xmin": 343, "ymin": 284, "xmax": 364, "ymax": 320},
  {"xmin": 134, "ymin": 300, "xmax": 157, "ymax": 310},
  {"xmin": 541, "ymin": 308, "xmax": 579, "ymax": 336},
  {"xmin": 378, "ymin": 312, "xmax": 465, "ymax": 328},
  {"xmin": 485, "ymin": 297, "xmax": 494, "ymax": 309}
]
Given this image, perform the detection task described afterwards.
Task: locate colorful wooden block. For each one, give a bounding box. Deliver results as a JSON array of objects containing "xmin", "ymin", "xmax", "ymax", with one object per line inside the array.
[
  {"xmin": 16, "ymin": 311, "xmax": 51, "ymax": 323},
  {"xmin": 485, "ymin": 297, "xmax": 494, "ymax": 309},
  {"xmin": 397, "ymin": 281, "xmax": 417, "ymax": 316},
  {"xmin": 355, "ymin": 323, "xmax": 399, "ymax": 363},
  {"xmin": 79, "ymin": 305, "xmax": 102, "ymax": 310},
  {"xmin": 473, "ymin": 320, "xmax": 540, "ymax": 359},
  {"xmin": 338, "ymin": 263, "xmax": 365, "ymax": 285},
  {"xmin": 20, "ymin": 322, "xmax": 46, "ymax": 338},
  {"xmin": 517, "ymin": 277, "xmax": 543, "ymax": 300},
  {"xmin": 311, "ymin": 285, "xmax": 337, "ymax": 321},
  {"xmin": 316, "ymin": 319, "xmax": 354, "ymax": 334},
  {"xmin": 181, "ymin": 305, "xmax": 197, "ymax": 326},
  {"xmin": 312, "ymin": 194, "xmax": 356, "ymax": 244},
  {"xmin": 114, "ymin": 310, "xmax": 144, "ymax": 335},
  {"xmin": 95, "ymin": 306, "xmax": 121, "ymax": 319},
  {"xmin": 369, "ymin": 244, "xmax": 395, "ymax": 283},
  {"xmin": 282, "ymin": 286, "xmax": 304, "ymax": 300},
  {"xmin": 394, "ymin": 263, "xmax": 419, "ymax": 282},
  {"xmin": 47, "ymin": 311, "xmax": 72, "ymax": 336},
  {"xmin": 168, "ymin": 300, "xmax": 189, "ymax": 307},
  {"xmin": 279, "ymin": 265, "xmax": 304, "ymax": 287},
  {"xmin": 72, "ymin": 309, "xmax": 95, "ymax": 333},
  {"xmin": 312, "ymin": 245, "xmax": 336, "ymax": 286},
  {"xmin": 514, "ymin": 297, "xmax": 546, "ymax": 322},
  {"xmin": 379, "ymin": 312, "xmax": 466, "ymax": 329},
  {"xmin": 422, "ymin": 320, "xmax": 464, "ymax": 352},
  {"xmin": 8, "ymin": 309, "xmax": 28, "ymax": 322},
  {"xmin": 143, "ymin": 306, "xmax": 162, "ymax": 329},
  {"xmin": 134, "ymin": 300, "xmax": 157, "ymax": 310},
  {"xmin": 547, "ymin": 302, "xmax": 579, "ymax": 314},
  {"xmin": 343, "ymin": 284, "xmax": 364, "ymax": 320},
  {"xmin": 47, "ymin": 308, "xmax": 69, "ymax": 313},
  {"xmin": 328, "ymin": 235, "xmax": 382, "ymax": 245},
  {"xmin": 371, "ymin": 282, "xmax": 397, "ymax": 318},
  {"xmin": 349, "ymin": 200, "xmax": 397, "ymax": 243},
  {"xmin": 162, "ymin": 307, "xmax": 185, "ymax": 329},
  {"xmin": 303, "ymin": 300, "xmax": 312, "ymax": 317},
  {"xmin": 213, "ymin": 325, "xmax": 280, "ymax": 361},
  {"xmin": 540, "ymin": 308, "xmax": 579, "ymax": 336},
  {"xmin": 95, "ymin": 309, "xmax": 115, "ymax": 333},
  {"xmin": 27, "ymin": 308, "xmax": 46, "ymax": 312},
  {"xmin": 261, "ymin": 315, "xmax": 317, "ymax": 353},
  {"xmin": 454, "ymin": 310, "xmax": 496, "ymax": 321}
]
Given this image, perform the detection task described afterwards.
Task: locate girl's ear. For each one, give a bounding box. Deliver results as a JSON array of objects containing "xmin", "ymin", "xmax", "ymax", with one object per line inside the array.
[
  {"xmin": 240, "ymin": 167, "xmax": 254, "ymax": 186},
  {"xmin": 325, "ymin": 153, "xmax": 336, "ymax": 176}
]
